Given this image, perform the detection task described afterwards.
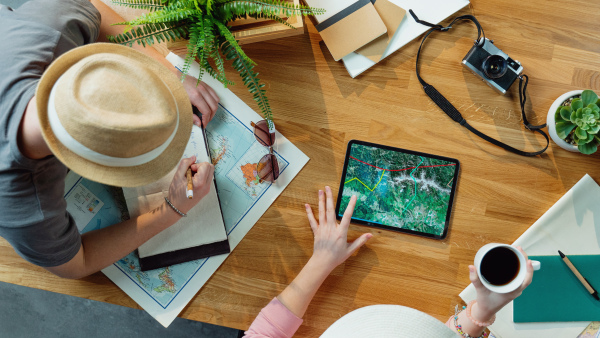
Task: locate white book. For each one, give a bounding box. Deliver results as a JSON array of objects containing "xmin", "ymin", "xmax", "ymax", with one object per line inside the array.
[{"xmin": 123, "ymin": 125, "xmax": 230, "ymax": 271}]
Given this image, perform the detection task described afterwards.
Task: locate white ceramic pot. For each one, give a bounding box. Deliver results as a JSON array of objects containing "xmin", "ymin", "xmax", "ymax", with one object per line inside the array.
[{"xmin": 547, "ymin": 90, "xmax": 583, "ymax": 152}]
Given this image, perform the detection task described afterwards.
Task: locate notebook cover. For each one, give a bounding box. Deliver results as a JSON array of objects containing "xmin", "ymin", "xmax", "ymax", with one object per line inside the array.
[
  {"xmin": 514, "ymin": 255, "xmax": 600, "ymax": 322},
  {"xmin": 356, "ymin": 0, "xmax": 406, "ymax": 62},
  {"xmin": 303, "ymin": 0, "xmax": 387, "ymax": 61},
  {"xmin": 139, "ymin": 239, "xmax": 231, "ymax": 271}
]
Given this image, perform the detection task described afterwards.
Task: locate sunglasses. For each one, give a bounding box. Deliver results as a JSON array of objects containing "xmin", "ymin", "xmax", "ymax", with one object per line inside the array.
[{"xmin": 251, "ymin": 120, "xmax": 279, "ymax": 183}]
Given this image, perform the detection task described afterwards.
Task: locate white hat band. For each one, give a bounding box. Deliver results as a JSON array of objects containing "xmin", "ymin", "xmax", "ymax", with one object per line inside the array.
[{"xmin": 47, "ymin": 77, "xmax": 180, "ymax": 168}]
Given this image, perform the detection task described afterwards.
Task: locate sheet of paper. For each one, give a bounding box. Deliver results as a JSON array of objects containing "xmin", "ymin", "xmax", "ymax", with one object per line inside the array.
[
  {"xmin": 460, "ymin": 174, "xmax": 600, "ymax": 337},
  {"xmin": 64, "ymin": 182, "xmax": 104, "ymax": 232},
  {"xmin": 342, "ymin": 0, "xmax": 469, "ymax": 78},
  {"xmin": 95, "ymin": 53, "xmax": 310, "ymax": 327},
  {"xmin": 123, "ymin": 125, "xmax": 227, "ymax": 257}
]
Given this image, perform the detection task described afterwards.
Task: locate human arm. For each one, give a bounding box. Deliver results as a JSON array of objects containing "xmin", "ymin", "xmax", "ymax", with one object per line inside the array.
[
  {"xmin": 45, "ymin": 157, "xmax": 214, "ymax": 279},
  {"xmin": 446, "ymin": 247, "xmax": 534, "ymax": 337},
  {"xmin": 90, "ymin": 0, "xmax": 220, "ymax": 126},
  {"xmin": 244, "ymin": 187, "xmax": 372, "ymax": 337}
]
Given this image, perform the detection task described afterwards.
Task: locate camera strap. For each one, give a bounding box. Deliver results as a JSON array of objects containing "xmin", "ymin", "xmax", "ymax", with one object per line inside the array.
[{"xmin": 409, "ymin": 10, "xmax": 549, "ymax": 157}]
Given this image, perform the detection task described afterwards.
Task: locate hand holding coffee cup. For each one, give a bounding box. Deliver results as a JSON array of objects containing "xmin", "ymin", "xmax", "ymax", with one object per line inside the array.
[
  {"xmin": 468, "ymin": 244, "xmax": 539, "ymax": 321},
  {"xmin": 474, "ymin": 243, "xmax": 540, "ymax": 293}
]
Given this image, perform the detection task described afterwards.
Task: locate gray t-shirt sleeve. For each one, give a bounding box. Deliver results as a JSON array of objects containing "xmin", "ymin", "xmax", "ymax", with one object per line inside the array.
[{"xmin": 0, "ymin": 0, "xmax": 100, "ymax": 267}]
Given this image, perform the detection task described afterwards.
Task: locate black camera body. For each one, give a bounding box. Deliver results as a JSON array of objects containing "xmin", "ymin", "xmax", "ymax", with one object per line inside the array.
[{"xmin": 462, "ymin": 38, "xmax": 523, "ymax": 95}]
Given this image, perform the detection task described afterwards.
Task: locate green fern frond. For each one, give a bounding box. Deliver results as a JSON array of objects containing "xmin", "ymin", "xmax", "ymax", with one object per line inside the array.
[
  {"xmin": 202, "ymin": 57, "xmax": 235, "ymax": 87},
  {"xmin": 206, "ymin": 0, "xmax": 214, "ymax": 14},
  {"xmin": 121, "ymin": 7, "xmax": 201, "ymax": 26},
  {"xmin": 211, "ymin": 18, "xmax": 255, "ymax": 65},
  {"xmin": 111, "ymin": 0, "xmax": 165, "ymax": 12},
  {"xmin": 107, "ymin": 21, "xmax": 188, "ymax": 47},
  {"xmin": 181, "ymin": 19, "xmax": 204, "ymax": 81},
  {"xmin": 216, "ymin": 0, "xmax": 323, "ymax": 22},
  {"xmin": 209, "ymin": 44, "xmax": 228, "ymax": 85},
  {"xmin": 222, "ymin": 40, "xmax": 272, "ymax": 126},
  {"xmin": 194, "ymin": 18, "xmax": 215, "ymax": 85},
  {"xmin": 200, "ymin": 20, "xmax": 232, "ymax": 86}
]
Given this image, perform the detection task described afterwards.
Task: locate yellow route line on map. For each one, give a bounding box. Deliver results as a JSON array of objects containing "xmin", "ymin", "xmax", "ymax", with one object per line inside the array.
[{"xmin": 345, "ymin": 170, "xmax": 386, "ymax": 192}]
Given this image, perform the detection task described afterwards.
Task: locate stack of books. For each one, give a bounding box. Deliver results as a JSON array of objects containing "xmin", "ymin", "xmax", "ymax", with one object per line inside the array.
[{"xmin": 302, "ymin": 0, "xmax": 406, "ymax": 62}]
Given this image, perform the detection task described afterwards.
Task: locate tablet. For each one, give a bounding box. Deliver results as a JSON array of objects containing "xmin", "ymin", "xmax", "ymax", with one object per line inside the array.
[{"xmin": 335, "ymin": 140, "xmax": 460, "ymax": 239}]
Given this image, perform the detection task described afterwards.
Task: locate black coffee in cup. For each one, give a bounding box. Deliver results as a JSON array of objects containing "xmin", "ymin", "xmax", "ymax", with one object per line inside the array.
[{"xmin": 480, "ymin": 247, "xmax": 520, "ymax": 286}]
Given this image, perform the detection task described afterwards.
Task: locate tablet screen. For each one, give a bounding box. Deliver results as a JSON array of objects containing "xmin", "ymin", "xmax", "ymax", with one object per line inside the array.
[{"xmin": 335, "ymin": 140, "xmax": 459, "ymax": 239}]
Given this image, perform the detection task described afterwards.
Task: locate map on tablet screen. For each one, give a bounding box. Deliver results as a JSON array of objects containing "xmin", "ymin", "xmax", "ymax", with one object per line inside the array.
[{"xmin": 336, "ymin": 140, "xmax": 459, "ymax": 239}]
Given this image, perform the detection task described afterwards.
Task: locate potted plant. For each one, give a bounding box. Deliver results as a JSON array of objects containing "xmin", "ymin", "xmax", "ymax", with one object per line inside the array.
[
  {"xmin": 108, "ymin": 0, "xmax": 323, "ymax": 128},
  {"xmin": 547, "ymin": 89, "xmax": 600, "ymax": 154}
]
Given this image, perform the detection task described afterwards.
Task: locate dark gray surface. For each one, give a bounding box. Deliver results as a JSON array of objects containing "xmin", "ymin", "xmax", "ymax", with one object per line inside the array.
[{"xmin": 0, "ymin": 281, "xmax": 240, "ymax": 338}]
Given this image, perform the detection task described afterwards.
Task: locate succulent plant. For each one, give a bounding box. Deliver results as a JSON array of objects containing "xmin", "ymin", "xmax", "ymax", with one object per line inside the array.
[{"xmin": 555, "ymin": 90, "xmax": 600, "ymax": 154}]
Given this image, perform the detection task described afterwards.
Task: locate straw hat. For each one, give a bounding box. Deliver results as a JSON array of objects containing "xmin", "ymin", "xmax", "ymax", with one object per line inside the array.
[
  {"xmin": 320, "ymin": 305, "xmax": 458, "ymax": 338},
  {"xmin": 36, "ymin": 43, "xmax": 192, "ymax": 187}
]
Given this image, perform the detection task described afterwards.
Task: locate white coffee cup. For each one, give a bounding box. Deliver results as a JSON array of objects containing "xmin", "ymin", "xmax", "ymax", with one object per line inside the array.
[{"xmin": 474, "ymin": 243, "xmax": 541, "ymax": 293}]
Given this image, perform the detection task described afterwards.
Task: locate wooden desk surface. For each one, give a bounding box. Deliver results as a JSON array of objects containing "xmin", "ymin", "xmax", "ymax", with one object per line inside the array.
[{"xmin": 2, "ymin": 1, "xmax": 600, "ymax": 336}]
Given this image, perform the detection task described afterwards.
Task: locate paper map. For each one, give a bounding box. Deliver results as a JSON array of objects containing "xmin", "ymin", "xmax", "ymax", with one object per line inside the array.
[{"xmin": 64, "ymin": 54, "xmax": 308, "ymax": 327}]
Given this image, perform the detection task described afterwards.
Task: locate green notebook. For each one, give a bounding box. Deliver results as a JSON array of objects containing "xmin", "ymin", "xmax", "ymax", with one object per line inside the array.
[{"xmin": 513, "ymin": 255, "xmax": 600, "ymax": 322}]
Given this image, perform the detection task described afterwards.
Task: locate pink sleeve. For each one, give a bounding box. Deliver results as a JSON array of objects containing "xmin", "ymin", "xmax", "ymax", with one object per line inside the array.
[{"xmin": 243, "ymin": 298, "xmax": 303, "ymax": 338}]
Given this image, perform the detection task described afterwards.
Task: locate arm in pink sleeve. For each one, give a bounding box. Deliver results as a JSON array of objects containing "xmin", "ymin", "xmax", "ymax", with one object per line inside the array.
[{"xmin": 243, "ymin": 297, "xmax": 303, "ymax": 338}]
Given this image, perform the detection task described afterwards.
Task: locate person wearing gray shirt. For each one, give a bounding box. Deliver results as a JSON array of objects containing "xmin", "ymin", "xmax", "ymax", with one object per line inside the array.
[{"xmin": 0, "ymin": 0, "xmax": 220, "ymax": 278}]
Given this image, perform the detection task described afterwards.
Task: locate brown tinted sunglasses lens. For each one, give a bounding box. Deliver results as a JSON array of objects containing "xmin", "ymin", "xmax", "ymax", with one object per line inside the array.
[
  {"xmin": 253, "ymin": 120, "xmax": 274, "ymax": 147},
  {"xmin": 258, "ymin": 154, "xmax": 280, "ymax": 182}
]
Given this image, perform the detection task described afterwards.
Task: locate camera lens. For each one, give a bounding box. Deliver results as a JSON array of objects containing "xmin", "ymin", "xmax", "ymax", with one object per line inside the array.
[{"xmin": 482, "ymin": 55, "xmax": 508, "ymax": 79}]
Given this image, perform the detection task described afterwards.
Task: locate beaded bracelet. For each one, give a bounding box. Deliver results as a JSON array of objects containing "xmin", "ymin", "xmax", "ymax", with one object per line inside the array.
[
  {"xmin": 164, "ymin": 197, "xmax": 187, "ymax": 217},
  {"xmin": 466, "ymin": 300, "xmax": 496, "ymax": 327},
  {"xmin": 453, "ymin": 305, "xmax": 488, "ymax": 338}
]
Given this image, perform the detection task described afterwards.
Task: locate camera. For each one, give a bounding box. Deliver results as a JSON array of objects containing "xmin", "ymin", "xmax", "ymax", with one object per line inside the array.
[{"xmin": 462, "ymin": 38, "xmax": 523, "ymax": 95}]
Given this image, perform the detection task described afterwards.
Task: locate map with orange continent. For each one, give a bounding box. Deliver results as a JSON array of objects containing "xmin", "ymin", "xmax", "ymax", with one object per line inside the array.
[{"xmin": 241, "ymin": 163, "xmax": 259, "ymax": 186}]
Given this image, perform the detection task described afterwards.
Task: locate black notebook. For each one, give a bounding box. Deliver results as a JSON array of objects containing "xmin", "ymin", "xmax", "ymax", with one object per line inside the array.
[{"xmin": 123, "ymin": 125, "xmax": 230, "ymax": 271}]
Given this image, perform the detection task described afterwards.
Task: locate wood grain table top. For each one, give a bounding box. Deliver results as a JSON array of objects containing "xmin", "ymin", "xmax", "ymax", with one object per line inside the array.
[{"xmin": 1, "ymin": 1, "xmax": 599, "ymax": 336}]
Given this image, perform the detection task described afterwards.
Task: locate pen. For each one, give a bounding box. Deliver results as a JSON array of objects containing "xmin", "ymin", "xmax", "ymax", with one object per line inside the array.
[
  {"xmin": 558, "ymin": 250, "xmax": 599, "ymax": 301},
  {"xmin": 186, "ymin": 168, "xmax": 193, "ymax": 199},
  {"xmin": 192, "ymin": 106, "xmax": 214, "ymax": 164}
]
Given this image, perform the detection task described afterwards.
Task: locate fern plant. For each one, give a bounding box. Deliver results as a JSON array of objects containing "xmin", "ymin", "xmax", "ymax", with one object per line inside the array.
[{"xmin": 108, "ymin": 0, "xmax": 324, "ymax": 129}]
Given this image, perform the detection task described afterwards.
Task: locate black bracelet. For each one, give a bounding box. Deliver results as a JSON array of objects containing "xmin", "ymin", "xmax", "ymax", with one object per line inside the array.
[{"xmin": 164, "ymin": 197, "xmax": 187, "ymax": 217}]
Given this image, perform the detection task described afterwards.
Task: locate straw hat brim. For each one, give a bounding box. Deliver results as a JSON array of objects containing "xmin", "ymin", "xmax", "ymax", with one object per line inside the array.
[
  {"xmin": 37, "ymin": 43, "xmax": 192, "ymax": 187},
  {"xmin": 319, "ymin": 305, "xmax": 457, "ymax": 338}
]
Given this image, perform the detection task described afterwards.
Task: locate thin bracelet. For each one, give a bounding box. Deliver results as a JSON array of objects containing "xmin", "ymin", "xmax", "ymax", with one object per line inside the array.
[
  {"xmin": 164, "ymin": 197, "xmax": 187, "ymax": 217},
  {"xmin": 454, "ymin": 305, "xmax": 488, "ymax": 338},
  {"xmin": 466, "ymin": 300, "xmax": 496, "ymax": 327}
]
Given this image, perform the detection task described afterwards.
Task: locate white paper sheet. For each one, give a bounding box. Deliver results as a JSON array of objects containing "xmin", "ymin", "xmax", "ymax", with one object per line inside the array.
[{"xmin": 459, "ymin": 174, "xmax": 600, "ymax": 337}]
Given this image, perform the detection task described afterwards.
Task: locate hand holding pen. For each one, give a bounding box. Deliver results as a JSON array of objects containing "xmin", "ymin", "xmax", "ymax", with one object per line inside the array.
[{"xmin": 166, "ymin": 156, "xmax": 214, "ymax": 216}]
